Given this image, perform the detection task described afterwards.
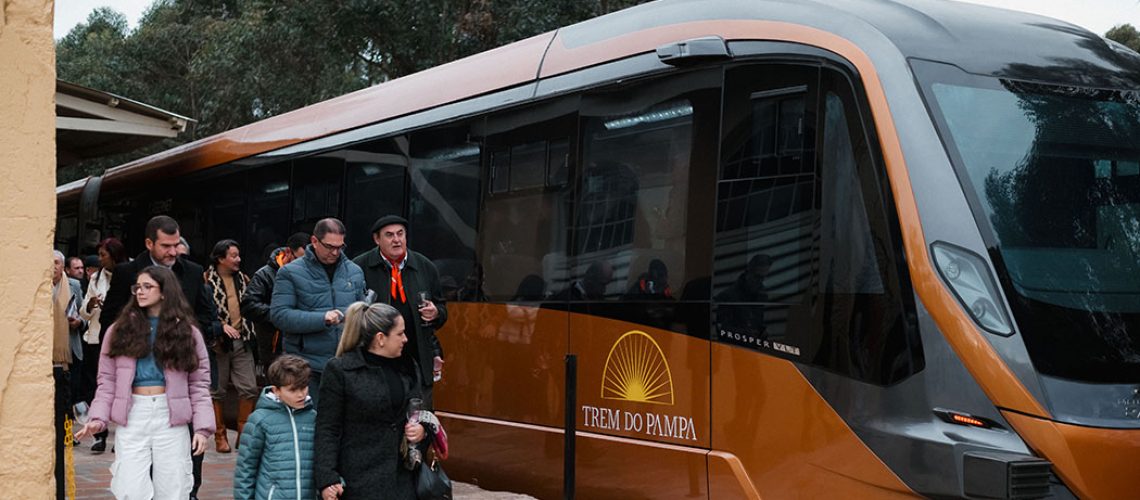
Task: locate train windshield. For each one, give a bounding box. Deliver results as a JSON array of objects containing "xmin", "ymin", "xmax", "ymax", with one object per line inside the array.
[{"xmin": 919, "ymin": 64, "xmax": 1140, "ymax": 385}]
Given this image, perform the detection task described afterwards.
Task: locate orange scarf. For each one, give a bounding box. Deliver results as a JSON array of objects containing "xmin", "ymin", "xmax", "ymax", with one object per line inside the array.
[{"xmin": 386, "ymin": 255, "xmax": 407, "ymax": 303}]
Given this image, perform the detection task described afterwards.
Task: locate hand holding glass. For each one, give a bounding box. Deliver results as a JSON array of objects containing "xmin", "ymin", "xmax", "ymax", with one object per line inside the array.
[
  {"xmin": 73, "ymin": 402, "xmax": 89, "ymax": 424},
  {"xmin": 406, "ymin": 398, "xmax": 424, "ymax": 423},
  {"xmin": 417, "ymin": 292, "xmax": 435, "ymax": 324}
]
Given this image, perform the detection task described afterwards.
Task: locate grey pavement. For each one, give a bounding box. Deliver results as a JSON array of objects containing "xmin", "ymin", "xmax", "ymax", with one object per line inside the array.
[{"xmin": 71, "ymin": 427, "xmax": 535, "ymax": 499}]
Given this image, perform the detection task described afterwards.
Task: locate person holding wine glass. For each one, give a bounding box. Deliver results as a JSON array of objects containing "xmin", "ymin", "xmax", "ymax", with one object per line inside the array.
[
  {"xmin": 353, "ymin": 215, "xmax": 448, "ymax": 409},
  {"xmin": 315, "ymin": 302, "xmax": 432, "ymax": 499}
]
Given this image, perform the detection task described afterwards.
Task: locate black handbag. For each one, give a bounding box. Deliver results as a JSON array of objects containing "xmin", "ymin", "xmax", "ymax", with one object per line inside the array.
[{"xmin": 416, "ymin": 450, "xmax": 452, "ymax": 500}]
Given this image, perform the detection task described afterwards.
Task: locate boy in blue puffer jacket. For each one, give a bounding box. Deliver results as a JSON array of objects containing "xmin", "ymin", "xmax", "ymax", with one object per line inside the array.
[{"xmin": 234, "ymin": 355, "xmax": 316, "ymax": 500}]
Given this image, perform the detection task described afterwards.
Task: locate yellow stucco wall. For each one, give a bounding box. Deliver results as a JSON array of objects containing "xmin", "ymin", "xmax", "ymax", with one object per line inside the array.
[{"xmin": 0, "ymin": 0, "xmax": 57, "ymax": 496}]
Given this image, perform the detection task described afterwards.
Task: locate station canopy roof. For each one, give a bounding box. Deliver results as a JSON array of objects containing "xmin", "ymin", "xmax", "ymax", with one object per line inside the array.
[{"xmin": 56, "ymin": 80, "xmax": 194, "ymax": 166}]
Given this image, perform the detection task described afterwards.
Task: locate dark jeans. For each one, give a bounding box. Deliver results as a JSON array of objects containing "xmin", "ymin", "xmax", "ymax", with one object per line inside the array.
[{"xmin": 53, "ymin": 367, "xmax": 70, "ymax": 500}]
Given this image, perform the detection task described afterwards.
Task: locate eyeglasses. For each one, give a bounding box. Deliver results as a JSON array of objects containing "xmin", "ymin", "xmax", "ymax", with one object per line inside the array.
[
  {"xmin": 316, "ymin": 240, "xmax": 346, "ymax": 253},
  {"xmin": 130, "ymin": 283, "xmax": 158, "ymax": 295}
]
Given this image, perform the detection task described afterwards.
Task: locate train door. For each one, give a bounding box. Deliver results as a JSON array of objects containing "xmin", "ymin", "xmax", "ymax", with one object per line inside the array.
[
  {"xmin": 433, "ymin": 103, "xmax": 578, "ymax": 498},
  {"xmin": 708, "ymin": 61, "xmax": 922, "ymax": 498},
  {"xmin": 567, "ymin": 69, "xmax": 720, "ymax": 497}
]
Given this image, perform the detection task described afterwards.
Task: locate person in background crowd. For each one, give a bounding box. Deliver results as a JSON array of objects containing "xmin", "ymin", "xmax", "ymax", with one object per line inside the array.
[
  {"xmin": 241, "ymin": 232, "xmax": 309, "ymax": 378},
  {"xmin": 61, "ymin": 254, "xmax": 88, "ymax": 433},
  {"xmin": 80, "ymin": 237, "xmax": 128, "ymax": 453},
  {"xmin": 84, "ymin": 254, "xmax": 101, "ymax": 282},
  {"xmin": 177, "ymin": 237, "xmax": 191, "ymax": 257},
  {"xmin": 271, "ymin": 218, "xmax": 365, "ymax": 405},
  {"xmin": 75, "ymin": 266, "xmax": 214, "ymax": 499},
  {"xmin": 204, "ymin": 239, "xmax": 259, "ymax": 453},
  {"xmin": 233, "ymin": 355, "xmax": 316, "ymax": 500},
  {"xmin": 99, "ymin": 215, "xmax": 218, "ymax": 500},
  {"xmin": 314, "ymin": 302, "xmax": 429, "ymax": 500},
  {"xmin": 51, "ymin": 251, "xmax": 76, "ymax": 500},
  {"xmin": 353, "ymin": 215, "xmax": 448, "ymax": 408},
  {"xmin": 553, "ymin": 260, "xmax": 614, "ymax": 301},
  {"xmin": 67, "ymin": 255, "xmax": 87, "ymax": 289}
]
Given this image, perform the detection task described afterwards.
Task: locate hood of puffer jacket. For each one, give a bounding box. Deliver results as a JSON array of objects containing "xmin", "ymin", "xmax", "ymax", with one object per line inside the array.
[
  {"xmin": 266, "ymin": 247, "xmax": 289, "ymax": 271},
  {"xmin": 256, "ymin": 385, "xmax": 316, "ymax": 414}
]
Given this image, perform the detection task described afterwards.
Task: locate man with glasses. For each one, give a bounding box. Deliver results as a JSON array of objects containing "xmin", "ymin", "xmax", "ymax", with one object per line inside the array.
[
  {"xmin": 98, "ymin": 214, "xmax": 217, "ymax": 500},
  {"xmin": 241, "ymin": 232, "xmax": 310, "ymax": 376},
  {"xmin": 271, "ymin": 218, "xmax": 365, "ymax": 404}
]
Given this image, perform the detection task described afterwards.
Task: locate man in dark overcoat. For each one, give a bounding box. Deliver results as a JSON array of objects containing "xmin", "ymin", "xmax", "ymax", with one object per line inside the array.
[{"xmin": 352, "ymin": 215, "xmax": 448, "ymax": 408}]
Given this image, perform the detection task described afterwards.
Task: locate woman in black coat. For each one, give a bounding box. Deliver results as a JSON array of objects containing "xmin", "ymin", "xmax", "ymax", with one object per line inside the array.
[{"xmin": 315, "ymin": 302, "xmax": 426, "ymax": 500}]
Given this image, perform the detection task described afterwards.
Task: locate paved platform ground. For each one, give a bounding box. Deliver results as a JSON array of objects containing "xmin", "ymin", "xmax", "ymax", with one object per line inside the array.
[{"xmin": 72, "ymin": 428, "xmax": 534, "ymax": 499}]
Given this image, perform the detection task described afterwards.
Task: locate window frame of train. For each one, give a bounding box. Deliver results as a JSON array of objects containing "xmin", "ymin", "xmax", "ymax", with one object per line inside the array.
[
  {"xmin": 406, "ymin": 123, "xmax": 483, "ymax": 292},
  {"xmin": 478, "ymin": 97, "xmax": 579, "ymax": 303},
  {"xmin": 713, "ymin": 59, "xmax": 923, "ymax": 386}
]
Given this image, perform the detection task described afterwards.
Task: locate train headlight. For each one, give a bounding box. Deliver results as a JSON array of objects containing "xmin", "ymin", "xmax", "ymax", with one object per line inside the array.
[{"xmin": 932, "ymin": 242, "xmax": 1014, "ymax": 336}]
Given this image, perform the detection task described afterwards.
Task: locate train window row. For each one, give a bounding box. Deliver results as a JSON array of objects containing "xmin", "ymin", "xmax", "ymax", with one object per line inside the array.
[{"xmin": 99, "ymin": 61, "xmax": 921, "ymax": 385}]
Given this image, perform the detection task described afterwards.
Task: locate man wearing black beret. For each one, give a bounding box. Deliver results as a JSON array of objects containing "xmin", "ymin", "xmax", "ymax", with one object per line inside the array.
[{"xmin": 353, "ymin": 215, "xmax": 448, "ymax": 408}]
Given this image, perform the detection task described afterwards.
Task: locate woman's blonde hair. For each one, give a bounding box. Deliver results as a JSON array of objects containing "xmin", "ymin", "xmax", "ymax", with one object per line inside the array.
[{"xmin": 336, "ymin": 301, "xmax": 402, "ymax": 356}]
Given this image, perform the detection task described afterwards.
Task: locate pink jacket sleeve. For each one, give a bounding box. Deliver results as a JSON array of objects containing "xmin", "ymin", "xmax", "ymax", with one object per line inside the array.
[
  {"xmin": 88, "ymin": 324, "xmax": 118, "ymax": 433},
  {"xmin": 188, "ymin": 326, "xmax": 216, "ymax": 438}
]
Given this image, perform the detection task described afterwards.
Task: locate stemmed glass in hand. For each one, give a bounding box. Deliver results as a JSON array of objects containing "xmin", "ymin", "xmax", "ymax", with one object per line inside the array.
[
  {"xmin": 417, "ymin": 291, "xmax": 432, "ymax": 326},
  {"xmin": 406, "ymin": 398, "xmax": 424, "ymax": 424}
]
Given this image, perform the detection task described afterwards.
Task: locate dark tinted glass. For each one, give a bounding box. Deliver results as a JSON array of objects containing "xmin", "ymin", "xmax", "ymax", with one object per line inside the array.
[
  {"xmin": 291, "ymin": 155, "xmax": 344, "ymax": 233},
  {"xmin": 714, "ymin": 64, "xmax": 920, "ymax": 385},
  {"xmin": 568, "ymin": 71, "xmax": 720, "ymax": 302},
  {"xmin": 247, "ymin": 165, "xmax": 292, "ymax": 267},
  {"xmin": 809, "ymin": 75, "xmax": 920, "ymax": 385},
  {"xmin": 917, "ymin": 60, "xmax": 1140, "ymax": 383},
  {"xmin": 481, "ymin": 103, "xmax": 577, "ymax": 302},
  {"xmin": 343, "ymin": 137, "xmax": 407, "ymax": 255},
  {"xmin": 408, "ymin": 125, "xmax": 481, "ymax": 294}
]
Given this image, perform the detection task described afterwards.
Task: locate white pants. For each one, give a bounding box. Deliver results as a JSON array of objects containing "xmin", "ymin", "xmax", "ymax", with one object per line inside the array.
[{"xmin": 110, "ymin": 394, "xmax": 193, "ymax": 499}]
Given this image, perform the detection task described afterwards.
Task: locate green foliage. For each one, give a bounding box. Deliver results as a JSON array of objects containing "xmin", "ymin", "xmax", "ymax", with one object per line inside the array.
[
  {"xmin": 1106, "ymin": 24, "xmax": 1140, "ymax": 53},
  {"xmin": 56, "ymin": 0, "xmax": 654, "ymax": 185}
]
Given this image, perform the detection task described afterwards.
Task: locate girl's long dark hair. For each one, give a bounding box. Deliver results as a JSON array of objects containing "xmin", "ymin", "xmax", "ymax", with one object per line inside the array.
[{"xmin": 107, "ymin": 266, "xmax": 200, "ymax": 373}]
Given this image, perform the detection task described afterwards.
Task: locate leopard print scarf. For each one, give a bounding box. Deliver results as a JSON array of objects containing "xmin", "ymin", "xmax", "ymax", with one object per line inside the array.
[{"xmin": 204, "ymin": 265, "xmax": 256, "ymax": 342}]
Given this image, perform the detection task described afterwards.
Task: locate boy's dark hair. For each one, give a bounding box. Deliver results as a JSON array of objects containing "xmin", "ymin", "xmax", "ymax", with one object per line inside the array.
[{"xmin": 267, "ymin": 354, "xmax": 311, "ymax": 390}]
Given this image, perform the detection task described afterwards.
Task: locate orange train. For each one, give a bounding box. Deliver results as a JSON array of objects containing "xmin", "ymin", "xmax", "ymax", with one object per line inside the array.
[{"xmin": 57, "ymin": 0, "xmax": 1140, "ymax": 497}]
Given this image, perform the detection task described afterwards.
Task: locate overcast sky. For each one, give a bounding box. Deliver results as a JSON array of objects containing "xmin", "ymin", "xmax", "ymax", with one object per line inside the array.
[{"xmin": 54, "ymin": 0, "xmax": 1140, "ymax": 39}]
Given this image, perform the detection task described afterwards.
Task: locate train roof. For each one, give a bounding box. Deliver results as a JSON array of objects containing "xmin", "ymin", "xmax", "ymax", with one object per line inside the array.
[{"xmin": 57, "ymin": 0, "xmax": 1140, "ymax": 202}]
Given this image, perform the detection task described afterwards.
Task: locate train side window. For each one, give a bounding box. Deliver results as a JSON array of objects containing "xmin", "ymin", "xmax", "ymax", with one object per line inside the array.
[
  {"xmin": 568, "ymin": 70, "xmax": 721, "ymax": 301},
  {"xmin": 714, "ymin": 65, "xmax": 820, "ymax": 354},
  {"xmin": 247, "ymin": 165, "xmax": 293, "ymax": 265},
  {"xmin": 343, "ymin": 136, "xmax": 408, "ymax": 256},
  {"xmin": 407, "ymin": 125, "xmax": 482, "ymax": 297},
  {"xmin": 291, "ymin": 155, "xmax": 344, "ymax": 233},
  {"xmin": 809, "ymin": 70, "xmax": 922, "ymax": 385},
  {"xmin": 480, "ymin": 100, "xmax": 577, "ymax": 302}
]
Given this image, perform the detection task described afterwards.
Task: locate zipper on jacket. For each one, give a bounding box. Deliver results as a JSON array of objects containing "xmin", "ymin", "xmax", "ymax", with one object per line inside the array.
[
  {"xmin": 268, "ymin": 484, "xmax": 276, "ymax": 500},
  {"xmin": 289, "ymin": 407, "xmax": 302, "ymax": 499}
]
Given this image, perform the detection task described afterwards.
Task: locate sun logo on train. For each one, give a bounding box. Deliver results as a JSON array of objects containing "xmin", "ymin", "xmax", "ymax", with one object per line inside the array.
[{"xmin": 601, "ymin": 330, "xmax": 674, "ymax": 405}]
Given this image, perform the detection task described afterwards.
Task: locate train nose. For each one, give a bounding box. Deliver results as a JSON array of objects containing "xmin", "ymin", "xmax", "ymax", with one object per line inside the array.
[{"xmin": 1003, "ymin": 411, "xmax": 1140, "ymax": 499}]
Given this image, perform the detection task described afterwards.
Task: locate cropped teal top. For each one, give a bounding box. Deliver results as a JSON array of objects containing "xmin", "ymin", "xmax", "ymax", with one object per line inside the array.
[{"xmin": 132, "ymin": 317, "xmax": 166, "ymax": 387}]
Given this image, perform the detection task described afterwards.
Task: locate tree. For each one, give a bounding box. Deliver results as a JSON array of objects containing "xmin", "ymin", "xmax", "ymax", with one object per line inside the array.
[{"xmin": 1106, "ymin": 24, "xmax": 1140, "ymax": 53}]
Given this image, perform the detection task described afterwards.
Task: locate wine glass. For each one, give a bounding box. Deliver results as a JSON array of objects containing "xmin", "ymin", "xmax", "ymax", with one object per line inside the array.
[
  {"xmin": 417, "ymin": 291, "xmax": 432, "ymax": 326},
  {"xmin": 73, "ymin": 401, "xmax": 89, "ymax": 425},
  {"xmin": 406, "ymin": 398, "xmax": 423, "ymax": 424}
]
